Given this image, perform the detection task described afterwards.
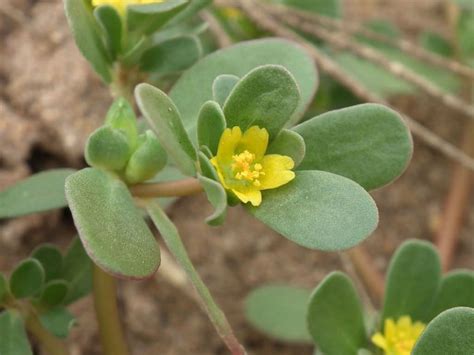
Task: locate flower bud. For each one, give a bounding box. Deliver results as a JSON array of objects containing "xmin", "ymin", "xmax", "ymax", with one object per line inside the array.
[
  {"xmin": 85, "ymin": 126, "xmax": 132, "ymax": 171},
  {"xmin": 125, "ymin": 130, "xmax": 167, "ymax": 184},
  {"xmin": 105, "ymin": 97, "xmax": 138, "ymax": 149}
]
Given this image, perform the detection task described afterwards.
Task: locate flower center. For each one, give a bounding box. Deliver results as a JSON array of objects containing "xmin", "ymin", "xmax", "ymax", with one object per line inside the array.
[{"xmin": 231, "ymin": 150, "xmax": 265, "ymax": 186}]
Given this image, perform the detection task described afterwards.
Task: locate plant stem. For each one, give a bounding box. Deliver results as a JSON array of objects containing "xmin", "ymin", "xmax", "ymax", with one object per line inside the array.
[
  {"xmin": 93, "ymin": 265, "xmax": 130, "ymax": 355},
  {"xmin": 24, "ymin": 310, "xmax": 69, "ymax": 355},
  {"xmin": 130, "ymin": 178, "xmax": 203, "ymax": 198},
  {"xmin": 146, "ymin": 201, "xmax": 246, "ymax": 355}
]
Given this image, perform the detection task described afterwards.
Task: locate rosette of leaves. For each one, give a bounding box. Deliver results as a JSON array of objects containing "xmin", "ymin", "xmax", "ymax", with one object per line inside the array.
[
  {"xmin": 64, "ymin": 0, "xmax": 209, "ymax": 87},
  {"xmin": 244, "ymin": 240, "xmax": 474, "ymax": 355},
  {"xmin": 0, "ymin": 238, "xmax": 92, "ymax": 355}
]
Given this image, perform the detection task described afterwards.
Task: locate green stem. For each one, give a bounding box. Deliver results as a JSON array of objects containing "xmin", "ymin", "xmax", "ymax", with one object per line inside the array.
[
  {"xmin": 25, "ymin": 309, "xmax": 69, "ymax": 355},
  {"xmin": 146, "ymin": 201, "xmax": 247, "ymax": 355},
  {"xmin": 93, "ymin": 265, "xmax": 130, "ymax": 355}
]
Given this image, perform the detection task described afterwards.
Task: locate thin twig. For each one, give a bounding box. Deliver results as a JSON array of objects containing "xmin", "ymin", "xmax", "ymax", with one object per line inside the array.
[
  {"xmin": 265, "ymin": 4, "xmax": 474, "ymax": 119},
  {"xmin": 235, "ymin": 0, "xmax": 474, "ymax": 171},
  {"xmin": 201, "ymin": 10, "xmax": 233, "ymax": 48},
  {"xmin": 435, "ymin": 1, "xmax": 474, "ymax": 272},
  {"xmin": 267, "ymin": 3, "xmax": 474, "ymax": 81}
]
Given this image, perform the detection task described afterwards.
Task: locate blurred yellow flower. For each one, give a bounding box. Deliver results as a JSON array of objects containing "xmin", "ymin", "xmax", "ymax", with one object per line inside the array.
[
  {"xmin": 92, "ymin": 0, "xmax": 164, "ymax": 15},
  {"xmin": 372, "ymin": 316, "xmax": 426, "ymax": 355},
  {"xmin": 211, "ymin": 126, "xmax": 295, "ymax": 207}
]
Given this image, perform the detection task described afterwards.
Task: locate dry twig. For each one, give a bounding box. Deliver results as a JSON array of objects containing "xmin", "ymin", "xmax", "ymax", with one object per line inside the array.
[
  {"xmin": 265, "ymin": 4, "xmax": 474, "ymax": 119},
  {"xmin": 269, "ymin": 3, "xmax": 474, "ymax": 81}
]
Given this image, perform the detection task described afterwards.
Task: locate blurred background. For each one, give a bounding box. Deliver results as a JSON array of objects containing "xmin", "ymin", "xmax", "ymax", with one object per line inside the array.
[{"xmin": 0, "ymin": 0, "xmax": 472, "ymax": 354}]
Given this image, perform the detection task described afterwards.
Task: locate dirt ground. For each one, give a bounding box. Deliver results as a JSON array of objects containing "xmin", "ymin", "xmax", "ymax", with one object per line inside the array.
[{"xmin": 0, "ymin": 0, "xmax": 472, "ymax": 354}]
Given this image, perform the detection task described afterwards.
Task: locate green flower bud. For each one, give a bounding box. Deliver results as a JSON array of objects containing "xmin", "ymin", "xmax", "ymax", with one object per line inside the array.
[
  {"xmin": 125, "ymin": 130, "xmax": 167, "ymax": 184},
  {"xmin": 105, "ymin": 97, "xmax": 138, "ymax": 149},
  {"xmin": 85, "ymin": 126, "xmax": 132, "ymax": 171}
]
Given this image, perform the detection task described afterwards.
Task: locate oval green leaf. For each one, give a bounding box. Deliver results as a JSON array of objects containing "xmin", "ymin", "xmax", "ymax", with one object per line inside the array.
[
  {"xmin": 267, "ymin": 129, "xmax": 306, "ymax": 167},
  {"xmin": 64, "ymin": 0, "xmax": 112, "ymax": 83},
  {"xmin": 293, "ymin": 104, "xmax": 412, "ymax": 191},
  {"xmin": 10, "ymin": 258, "xmax": 45, "ymax": 299},
  {"xmin": 413, "ymin": 307, "xmax": 474, "ymax": 355},
  {"xmin": 94, "ymin": 5, "xmax": 122, "ymax": 60},
  {"xmin": 62, "ymin": 237, "xmax": 93, "ymax": 305},
  {"xmin": 39, "ymin": 307, "xmax": 76, "ymax": 339},
  {"xmin": 127, "ymin": 0, "xmax": 188, "ymax": 35},
  {"xmin": 212, "ymin": 74, "xmax": 239, "ymax": 108},
  {"xmin": 381, "ymin": 240, "xmax": 441, "ymax": 323},
  {"xmin": 429, "ymin": 270, "xmax": 474, "ymax": 320},
  {"xmin": 65, "ymin": 168, "xmax": 160, "ymax": 279},
  {"xmin": 0, "ymin": 310, "xmax": 32, "ymax": 355},
  {"xmin": 140, "ymin": 35, "xmax": 201, "ymax": 74},
  {"xmin": 40, "ymin": 280, "xmax": 69, "ymax": 307},
  {"xmin": 197, "ymin": 101, "xmax": 226, "ymax": 155},
  {"xmin": 31, "ymin": 244, "xmax": 63, "ymax": 282},
  {"xmin": 248, "ymin": 170, "xmax": 378, "ymax": 251},
  {"xmin": 135, "ymin": 83, "xmax": 197, "ymax": 176},
  {"xmin": 307, "ymin": 272, "xmax": 367, "ymax": 355},
  {"xmin": 197, "ymin": 174, "xmax": 227, "ymax": 226},
  {"xmin": 170, "ymin": 38, "xmax": 318, "ymax": 131},
  {"xmin": 245, "ymin": 285, "xmax": 312, "ymax": 343},
  {"xmin": 223, "ymin": 65, "xmax": 300, "ymax": 139},
  {"xmin": 0, "ymin": 169, "xmax": 76, "ymax": 218}
]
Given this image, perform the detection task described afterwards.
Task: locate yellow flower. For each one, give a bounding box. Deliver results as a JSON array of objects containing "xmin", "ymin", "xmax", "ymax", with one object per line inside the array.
[
  {"xmin": 92, "ymin": 0, "xmax": 164, "ymax": 15},
  {"xmin": 372, "ymin": 316, "xmax": 426, "ymax": 355},
  {"xmin": 210, "ymin": 126, "xmax": 295, "ymax": 207}
]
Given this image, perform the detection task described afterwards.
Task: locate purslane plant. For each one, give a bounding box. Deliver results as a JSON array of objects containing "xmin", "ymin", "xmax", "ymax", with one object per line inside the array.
[
  {"xmin": 0, "ymin": 239, "xmax": 92, "ymax": 355},
  {"xmin": 65, "ymin": 0, "xmax": 209, "ymax": 98},
  {"xmin": 0, "ymin": 37, "xmax": 413, "ymax": 354},
  {"xmin": 245, "ymin": 240, "xmax": 474, "ymax": 355}
]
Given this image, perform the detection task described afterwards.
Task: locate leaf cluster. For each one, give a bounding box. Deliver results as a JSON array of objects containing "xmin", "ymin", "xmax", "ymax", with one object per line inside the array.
[{"xmin": 245, "ymin": 240, "xmax": 474, "ymax": 354}]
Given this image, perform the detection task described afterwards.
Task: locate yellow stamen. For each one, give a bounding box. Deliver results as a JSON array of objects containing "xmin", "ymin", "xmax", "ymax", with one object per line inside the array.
[
  {"xmin": 232, "ymin": 150, "xmax": 265, "ymax": 185},
  {"xmin": 372, "ymin": 316, "xmax": 426, "ymax": 355}
]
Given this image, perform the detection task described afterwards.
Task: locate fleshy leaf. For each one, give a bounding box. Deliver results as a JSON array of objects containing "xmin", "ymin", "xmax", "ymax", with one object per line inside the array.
[
  {"xmin": 140, "ymin": 35, "xmax": 201, "ymax": 73},
  {"xmin": 9, "ymin": 259, "xmax": 45, "ymax": 299},
  {"xmin": 307, "ymin": 272, "xmax": 367, "ymax": 355},
  {"xmin": 197, "ymin": 174, "xmax": 227, "ymax": 226},
  {"xmin": 212, "ymin": 74, "xmax": 239, "ymax": 107},
  {"xmin": 170, "ymin": 38, "xmax": 318, "ymax": 131},
  {"xmin": 31, "ymin": 244, "xmax": 63, "ymax": 282},
  {"xmin": 94, "ymin": 5, "xmax": 122, "ymax": 60},
  {"xmin": 0, "ymin": 310, "xmax": 32, "ymax": 355},
  {"xmin": 0, "ymin": 169, "xmax": 76, "ymax": 218},
  {"xmin": 65, "ymin": 168, "xmax": 160, "ymax": 279},
  {"xmin": 135, "ymin": 83, "xmax": 197, "ymax": 176},
  {"xmin": 39, "ymin": 280, "xmax": 69, "ymax": 307},
  {"xmin": 165, "ymin": 0, "xmax": 211, "ymax": 26},
  {"xmin": 197, "ymin": 101, "xmax": 226, "ymax": 155},
  {"xmin": 381, "ymin": 240, "xmax": 441, "ymax": 323},
  {"xmin": 293, "ymin": 104, "xmax": 412, "ymax": 190},
  {"xmin": 62, "ymin": 237, "xmax": 93, "ymax": 304},
  {"xmin": 429, "ymin": 270, "xmax": 474, "ymax": 320},
  {"xmin": 64, "ymin": 0, "xmax": 112, "ymax": 83},
  {"xmin": 245, "ymin": 285, "xmax": 312, "ymax": 343},
  {"xmin": 267, "ymin": 129, "xmax": 306, "ymax": 167},
  {"xmin": 127, "ymin": 0, "xmax": 188, "ymax": 35},
  {"xmin": 39, "ymin": 307, "xmax": 76, "ymax": 339},
  {"xmin": 248, "ymin": 171, "xmax": 378, "ymax": 251},
  {"xmin": 223, "ymin": 65, "xmax": 300, "ymax": 139},
  {"xmin": 413, "ymin": 307, "xmax": 474, "ymax": 355}
]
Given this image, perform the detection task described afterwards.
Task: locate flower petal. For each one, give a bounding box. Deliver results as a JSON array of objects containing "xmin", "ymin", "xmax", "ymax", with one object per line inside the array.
[
  {"xmin": 216, "ymin": 127, "xmax": 242, "ymax": 164},
  {"xmin": 237, "ymin": 126, "xmax": 269, "ymax": 160},
  {"xmin": 260, "ymin": 154, "xmax": 295, "ymax": 190},
  {"xmin": 371, "ymin": 332, "xmax": 388, "ymax": 351},
  {"xmin": 232, "ymin": 189, "xmax": 262, "ymax": 206}
]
